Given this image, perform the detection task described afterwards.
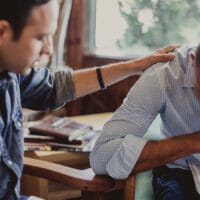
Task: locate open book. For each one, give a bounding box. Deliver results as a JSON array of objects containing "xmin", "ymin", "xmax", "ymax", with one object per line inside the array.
[{"xmin": 187, "ymin": 160, "xmax": 200, "ymax": 194}]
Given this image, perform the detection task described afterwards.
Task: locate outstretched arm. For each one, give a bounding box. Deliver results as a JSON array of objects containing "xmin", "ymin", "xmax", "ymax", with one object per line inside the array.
[
  {"xmin": 73, "ymin": 45, "xmax": 179, "ymax": 98},
  {"xmin": 133, "ymin": 132, "xmax": 200, "ymax": 174}
]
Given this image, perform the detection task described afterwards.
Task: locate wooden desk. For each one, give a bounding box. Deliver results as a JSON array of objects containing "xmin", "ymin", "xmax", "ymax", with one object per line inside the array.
[{"xmin": 21, "ymin": 112, "xmax": 113, "ymax": 200}]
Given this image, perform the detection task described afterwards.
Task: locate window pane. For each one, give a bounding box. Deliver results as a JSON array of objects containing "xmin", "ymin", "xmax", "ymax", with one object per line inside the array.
[
  {"xmin": 95, "ymin": 0, "xmax": 127, "ymax": 55},
  {"xmin": 92, "ymin": 0, "xmax": 200, "ymax": 56}
]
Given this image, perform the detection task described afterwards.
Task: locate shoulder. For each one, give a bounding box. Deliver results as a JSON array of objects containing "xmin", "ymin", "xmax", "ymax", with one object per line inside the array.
[
  {"xmin": 142, "ymin": 45, "xmax": 196, "ymax": 85},
  {"xmin": 16, "ymin": 67, "xmax": 52, "ymax": 87},
  {"xmin": 172, "ymin": 44, "xmax": 196, "ymax": 72}
]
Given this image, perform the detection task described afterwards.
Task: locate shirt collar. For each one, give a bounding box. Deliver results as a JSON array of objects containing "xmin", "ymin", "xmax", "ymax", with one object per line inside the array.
[
  {"xmin": 7, "ymin": 72, "xmax": 16, "ymax": 78},
  {"xmin": 182, "ymin": 58, "xmax": 194, "ymax": 88}
]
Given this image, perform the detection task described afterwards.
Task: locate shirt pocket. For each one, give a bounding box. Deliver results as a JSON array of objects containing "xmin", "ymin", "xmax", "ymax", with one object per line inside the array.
[{"xmin": 12, "ymin": 107, "xmax": 24, "ymax": 151}]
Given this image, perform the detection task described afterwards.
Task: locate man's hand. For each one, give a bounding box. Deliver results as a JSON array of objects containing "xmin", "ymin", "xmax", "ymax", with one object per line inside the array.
[{"xmin": 137, "ymin": 44, "xmax": 181, "ymax": 72}]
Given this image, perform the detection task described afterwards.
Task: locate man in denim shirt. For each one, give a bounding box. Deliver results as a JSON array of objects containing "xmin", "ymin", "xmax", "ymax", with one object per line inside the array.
[{"xmin": 0, "ymin": 0, "xmax": 178, "ymax": 199}]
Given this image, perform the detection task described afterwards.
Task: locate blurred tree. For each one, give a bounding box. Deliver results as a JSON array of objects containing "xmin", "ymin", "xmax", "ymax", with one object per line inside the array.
[{"xmin": 117, "ymin": 0, "xmax": 200, "ymax": 52}]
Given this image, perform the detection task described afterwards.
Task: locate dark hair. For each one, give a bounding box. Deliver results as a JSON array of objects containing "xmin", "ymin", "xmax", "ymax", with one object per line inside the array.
[
  {"xmin": 196, "ymin": 44, "xmax": 200, "ymax": 66},
  {"xmin": 0, "ymin": 0, "xmax": 51, "ymax": 40}
]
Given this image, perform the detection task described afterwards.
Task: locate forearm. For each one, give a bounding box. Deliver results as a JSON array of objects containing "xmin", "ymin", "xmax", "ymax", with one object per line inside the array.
[
  {"xmin": 73, "ymin": 58, "xmax": 171, "ymax": 98},
  {"xmin": 73, "ymin": 61, "xmax": 139, "ymax": 98},
  {"xmin": 73, "ymin": 45, "xmax": 178, "ymax": 98},
  {"xmin": 133, "ymin": 132, "xmax": 200, "ymax": 174}
]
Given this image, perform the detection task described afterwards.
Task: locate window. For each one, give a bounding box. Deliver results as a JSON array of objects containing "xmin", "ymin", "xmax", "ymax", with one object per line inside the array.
[{"xmin": 86, "ymin": 0, "xmax": 200, "ymax": 57}]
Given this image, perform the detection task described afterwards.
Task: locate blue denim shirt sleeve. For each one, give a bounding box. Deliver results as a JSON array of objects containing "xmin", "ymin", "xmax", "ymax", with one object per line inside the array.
[
  {"xmin": 0, "ymin": 67, "xmax": 75, "ymax": 199},
  {"xmin": 0, "ymin": 67, "xmax": 75, "ymax": 198},
  {"xmin": 19, "ymin": 67, "xmax": 75, "ymax": 110}
]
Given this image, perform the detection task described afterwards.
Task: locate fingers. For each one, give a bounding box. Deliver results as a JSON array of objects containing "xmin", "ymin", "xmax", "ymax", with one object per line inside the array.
[
  {"xmin": 138, "ymin": 45, "xmax": 180, "ymax": 72},
  {"xmin": 156, "ymin": 53, "xmax": 175, "ymax": 61},
  {"xmin": 151, "ymin": 53, "xmax": 175, "ymax": 64},
  {"xmin": 156, "ymin": 44, "xmax": 181, "ymax": 54}
]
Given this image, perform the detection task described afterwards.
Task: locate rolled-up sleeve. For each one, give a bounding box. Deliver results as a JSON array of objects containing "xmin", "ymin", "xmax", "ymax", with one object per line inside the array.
[
  {"xmin": 90, "ymin": 64, "xmax": 166, "ymax": 179},
  {"xmin": 53, "ymin": 68, "xmax": 75, "ymax": 107},
  {"xmin": 20, "ymin": 67, "xmax": 75, "ymax": 110}
]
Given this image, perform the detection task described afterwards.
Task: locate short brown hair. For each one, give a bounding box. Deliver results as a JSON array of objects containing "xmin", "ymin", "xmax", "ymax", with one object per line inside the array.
[{"xmin": 0, "ymin": 0, "xmax": 51, "ymax": 40}]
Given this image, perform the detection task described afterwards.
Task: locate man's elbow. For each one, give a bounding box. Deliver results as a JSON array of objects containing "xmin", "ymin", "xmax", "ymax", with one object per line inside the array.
[
  {"xmin": 89, "ymin": 151, "xmax": 108, "ymax": 175},
  {"xmin": 89, "ymin": 151, "xmax": 131, "ymax": 180}
]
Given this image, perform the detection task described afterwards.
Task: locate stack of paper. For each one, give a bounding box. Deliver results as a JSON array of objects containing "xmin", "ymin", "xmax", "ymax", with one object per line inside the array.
[
  {"xmin": 188, "ymin": 160, "xmax": 200, "ymax": 194},
  {"xmin": 24, "ymin": 115, "xmax": 100, "ymax": 152}
]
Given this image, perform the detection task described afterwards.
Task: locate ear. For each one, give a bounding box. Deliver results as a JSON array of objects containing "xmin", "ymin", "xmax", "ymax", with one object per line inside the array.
[
  {"xmin": 0, "ymin": 20, "xmax": 12, "ymax": 45},
  {"xmin": 190, "ymin": 52, "xmax": 196, "ymax": 68}
]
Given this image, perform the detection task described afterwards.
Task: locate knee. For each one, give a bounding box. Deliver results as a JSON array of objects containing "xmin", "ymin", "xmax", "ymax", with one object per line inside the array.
[{"xmin": 153, "ymin": 178, "xmax": 187, "ymax": 200}]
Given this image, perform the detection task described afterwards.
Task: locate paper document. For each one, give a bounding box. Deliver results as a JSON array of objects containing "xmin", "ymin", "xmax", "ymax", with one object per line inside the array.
[{"xmin": 188, "ymin": 160, "xmax": 200, "ymax": 194}]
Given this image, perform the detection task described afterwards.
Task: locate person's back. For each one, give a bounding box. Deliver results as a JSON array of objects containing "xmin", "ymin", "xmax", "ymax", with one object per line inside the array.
[{"xmin": 90, "ymin": 44, "xmax": 200, "ymax": 199}]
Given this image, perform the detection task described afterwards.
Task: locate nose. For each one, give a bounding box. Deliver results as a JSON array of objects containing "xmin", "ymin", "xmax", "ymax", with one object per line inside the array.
[{"xmin": 40, "ymin": 35, "xmax": 54, "ymax": 56}]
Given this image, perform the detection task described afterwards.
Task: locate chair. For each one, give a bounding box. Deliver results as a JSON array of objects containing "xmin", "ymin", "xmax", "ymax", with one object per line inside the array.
[
  {"xmin": 23, "ymin": 157, "xmax": 135, "ymax": 200},
  {"xmin": 22, "ymin": 113, "xmax": 138, "ymax": 199},
  {"xmin": 22, "ymin": 115, "xmax": 162, "ymax": 200},
  {"xmin": 22, "ymin": 115, "xmax": 163, "ymax": 200}
]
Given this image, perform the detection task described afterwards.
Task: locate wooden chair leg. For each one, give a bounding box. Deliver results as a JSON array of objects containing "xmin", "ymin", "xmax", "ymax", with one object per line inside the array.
[
  {"xmin": 124, "ymin": 174, "xmax": 135, "ymax": 200},
  {"xmin": 82, "ymin": 191, "xmax": 105, "ymax": 200}
]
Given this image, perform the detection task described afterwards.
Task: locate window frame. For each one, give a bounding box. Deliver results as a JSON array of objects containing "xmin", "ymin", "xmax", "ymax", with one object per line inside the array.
[{"xmin": 84, "ymin": 0, "xmax": 140, "ymax": 60}]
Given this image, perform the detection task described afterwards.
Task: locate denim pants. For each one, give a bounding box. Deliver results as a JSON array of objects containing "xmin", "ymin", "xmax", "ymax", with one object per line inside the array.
[
  {"xmin": 20, "ymin": 196, "xmax": 28, "ymax": 200},
  {"xmin": 152, "ymin": 165, "xmax": 200, "ymax": 200}
]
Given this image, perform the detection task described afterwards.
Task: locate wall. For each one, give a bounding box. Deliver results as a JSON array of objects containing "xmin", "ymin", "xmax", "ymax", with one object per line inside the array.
[{"xmin": 62, "ymin": 0, "xmax": 139, "ymax": 116}]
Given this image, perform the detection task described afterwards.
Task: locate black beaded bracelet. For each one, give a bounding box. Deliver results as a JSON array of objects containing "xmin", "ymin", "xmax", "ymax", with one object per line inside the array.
[{"xmin": 96, "ymin": 67, "xmax": 106, "ymax": 89}]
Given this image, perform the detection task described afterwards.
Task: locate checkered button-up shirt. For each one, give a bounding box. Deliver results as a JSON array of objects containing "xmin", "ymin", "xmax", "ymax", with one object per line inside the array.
[{"xmin": 90, "ymin": 45, "xmax": 200, "ymax": 179}]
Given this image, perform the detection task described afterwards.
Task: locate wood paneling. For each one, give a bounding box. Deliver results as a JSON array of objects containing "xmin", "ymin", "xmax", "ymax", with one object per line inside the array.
[
  {"xmin": 65, "ymin": 0, "xmax": 86, "ymax": 69},
  {"xmin": 61, "ymin": 0, "xmax": 86, "ymax": 116}
]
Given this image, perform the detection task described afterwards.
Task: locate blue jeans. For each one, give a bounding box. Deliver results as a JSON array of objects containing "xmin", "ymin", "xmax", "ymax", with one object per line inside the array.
[
  {"xmin": 152, "ymin": 165, "xmax": 200, "ymax": 200},
  {"xmin": 20, "ymin": 195, "xmax": 28, "ymax": 200}
]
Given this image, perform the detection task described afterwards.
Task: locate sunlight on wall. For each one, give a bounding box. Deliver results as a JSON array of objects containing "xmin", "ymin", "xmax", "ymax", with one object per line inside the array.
[{"xmin": 96, "ymin": 0, "xmax": 126, "ymax": 51}]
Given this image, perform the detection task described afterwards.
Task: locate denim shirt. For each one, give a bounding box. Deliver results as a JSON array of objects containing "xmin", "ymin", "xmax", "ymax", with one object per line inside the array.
[{"xmin": 0, "ymin": 67, "xmax": 74, "ymax": 199}]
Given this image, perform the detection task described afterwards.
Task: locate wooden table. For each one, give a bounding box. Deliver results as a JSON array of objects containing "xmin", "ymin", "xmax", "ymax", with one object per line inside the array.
[{"xmin": 21, "ymin": 112, "xmax": 113, "ymax": 200}]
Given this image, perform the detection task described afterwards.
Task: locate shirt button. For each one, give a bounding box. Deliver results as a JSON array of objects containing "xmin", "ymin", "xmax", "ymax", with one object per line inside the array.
[
  {"xmin": 8, "ymin": 160, "xmax": 13, "ymax": 166},
  {"xmin": 17, "ymin": 122, "xmax": 22, "ymax": 127}
]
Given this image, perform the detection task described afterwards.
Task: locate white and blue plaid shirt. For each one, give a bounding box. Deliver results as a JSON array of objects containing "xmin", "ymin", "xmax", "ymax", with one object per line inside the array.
[{"xmin": 90, "ymin": 45, "xmax": 200, "ymax": 179}]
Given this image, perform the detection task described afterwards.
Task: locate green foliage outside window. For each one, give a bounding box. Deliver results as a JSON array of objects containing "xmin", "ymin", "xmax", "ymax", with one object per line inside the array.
[{"xmin": 117, "ymin": 0, "xmax": 200, "ymax": 52}]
